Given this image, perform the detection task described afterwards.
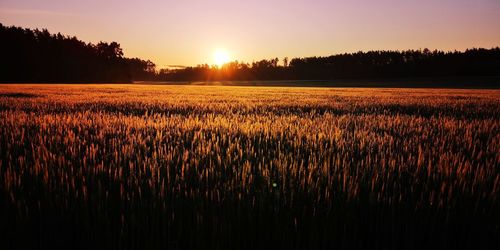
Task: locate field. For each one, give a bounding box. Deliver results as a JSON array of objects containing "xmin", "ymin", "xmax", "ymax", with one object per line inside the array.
[{"xmin": 0, "ymin": 84, "xmax": 499, "ymax": 249}]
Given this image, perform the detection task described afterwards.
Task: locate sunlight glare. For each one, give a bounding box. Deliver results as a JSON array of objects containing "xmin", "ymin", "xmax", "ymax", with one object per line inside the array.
[{"xmin": 214, "ymin": 49, "xmax": 231, "ymax": 67}]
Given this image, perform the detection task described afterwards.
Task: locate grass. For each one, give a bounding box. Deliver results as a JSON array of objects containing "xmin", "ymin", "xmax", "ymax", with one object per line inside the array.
[
  {"xmin": 0, "ymin": 84, "xmax": 499, "ymax": 249},
  {"xmin": 134, "ymin": 76, "xmax": 500, "ymax": 88}
]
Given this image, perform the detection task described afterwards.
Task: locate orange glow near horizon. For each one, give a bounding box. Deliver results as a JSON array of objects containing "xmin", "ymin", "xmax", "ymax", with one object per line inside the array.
[{"xmin": 1, "ymin": 1, "xmax": 499, "ymax": 68}]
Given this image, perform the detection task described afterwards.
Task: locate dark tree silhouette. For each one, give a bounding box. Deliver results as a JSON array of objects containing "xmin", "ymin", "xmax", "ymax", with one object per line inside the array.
[
  {"xmin": 0, "ymin": 23, "xmax": 156, "ymax": 83},
  {"xmin": 96, "ymin": 42, "xmax": 124, "ymax": 59},
  {"xmin": 162, "ymin": 48, "xmax": 500, "ymax": 82},
  {"xmin": 1, "ymin": 23, "xmax": 499, "ymax": 84}
]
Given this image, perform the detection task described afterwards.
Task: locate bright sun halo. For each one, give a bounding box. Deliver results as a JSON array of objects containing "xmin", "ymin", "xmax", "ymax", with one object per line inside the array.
[{"xmin": 214, "ymin": 49, "xmax": 230, "ymax": 67}]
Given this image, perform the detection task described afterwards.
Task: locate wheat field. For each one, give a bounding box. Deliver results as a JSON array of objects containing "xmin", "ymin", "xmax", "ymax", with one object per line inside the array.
[{"xmin": 0, "ymin": 84, "xmax": 499, "ymax": 249}]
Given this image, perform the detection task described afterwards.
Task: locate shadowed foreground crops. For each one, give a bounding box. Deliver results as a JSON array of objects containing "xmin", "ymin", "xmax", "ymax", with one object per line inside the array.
[{"xmin": 0, "ymin": 84, "xmax": 499, "ymax": 249}]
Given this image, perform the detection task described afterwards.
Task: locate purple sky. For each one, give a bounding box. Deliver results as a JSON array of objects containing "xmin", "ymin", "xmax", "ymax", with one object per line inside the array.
[{"xmin": 1, "ymin": 0, "xmax": 500, "ymax": 67}]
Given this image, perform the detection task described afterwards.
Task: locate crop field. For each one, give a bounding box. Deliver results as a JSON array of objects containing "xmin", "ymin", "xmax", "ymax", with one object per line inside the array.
[{"xmin": 0, "ymin": 84, "xmax": 499, "ymax": 249}]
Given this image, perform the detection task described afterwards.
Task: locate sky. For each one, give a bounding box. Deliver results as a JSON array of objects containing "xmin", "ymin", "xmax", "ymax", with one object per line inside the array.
[{"xmin": 1, "ymin": 0, "xmax": 500, "ymax": 68}]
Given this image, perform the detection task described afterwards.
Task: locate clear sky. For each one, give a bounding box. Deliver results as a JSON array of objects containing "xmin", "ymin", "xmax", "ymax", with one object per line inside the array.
[{"xmin": 1, "ymin": 0, "xmax": 500, "ymax": 68}]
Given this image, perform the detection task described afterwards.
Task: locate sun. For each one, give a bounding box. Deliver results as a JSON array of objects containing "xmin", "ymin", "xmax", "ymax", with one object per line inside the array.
[{"xmin": 213, "ymin": 49, "xmax": 231, "ymax": 67}]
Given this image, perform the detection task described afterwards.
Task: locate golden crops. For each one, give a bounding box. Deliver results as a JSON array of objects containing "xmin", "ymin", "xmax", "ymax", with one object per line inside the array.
[{"xmin": 1, "ymin": 84, "xmax": 499, "ymax": 249}]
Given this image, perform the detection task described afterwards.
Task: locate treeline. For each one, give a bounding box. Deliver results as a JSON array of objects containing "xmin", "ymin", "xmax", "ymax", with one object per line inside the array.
[
  {"xmin": 162, "ymin": 48, "xmax": 500, "ymax": 81},
  {"xmin": 0, "ymin": 23, "xmax": 157, "ymax": 83},
  {"xmin": 1, "ymin": 23, "xmax": 499, "ymax": 83}
]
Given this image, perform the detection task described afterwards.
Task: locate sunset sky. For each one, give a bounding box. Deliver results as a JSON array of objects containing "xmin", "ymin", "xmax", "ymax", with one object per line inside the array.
[{"xmin": 1, "ymin": 0, "xmax": 500, "ymax": 68}]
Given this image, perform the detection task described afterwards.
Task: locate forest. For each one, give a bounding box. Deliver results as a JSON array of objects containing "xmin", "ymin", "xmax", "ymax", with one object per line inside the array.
[
  {"xmin": 1, "ymin": 23, "xmax": 500, "ymax": 83},
  {"xmin": 0, "ymin": 23, "xmax": 157, "ymax": 83},
  {"xmin": 163, "ymin": 48, "xmax": 500, "ymax": 81}
]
